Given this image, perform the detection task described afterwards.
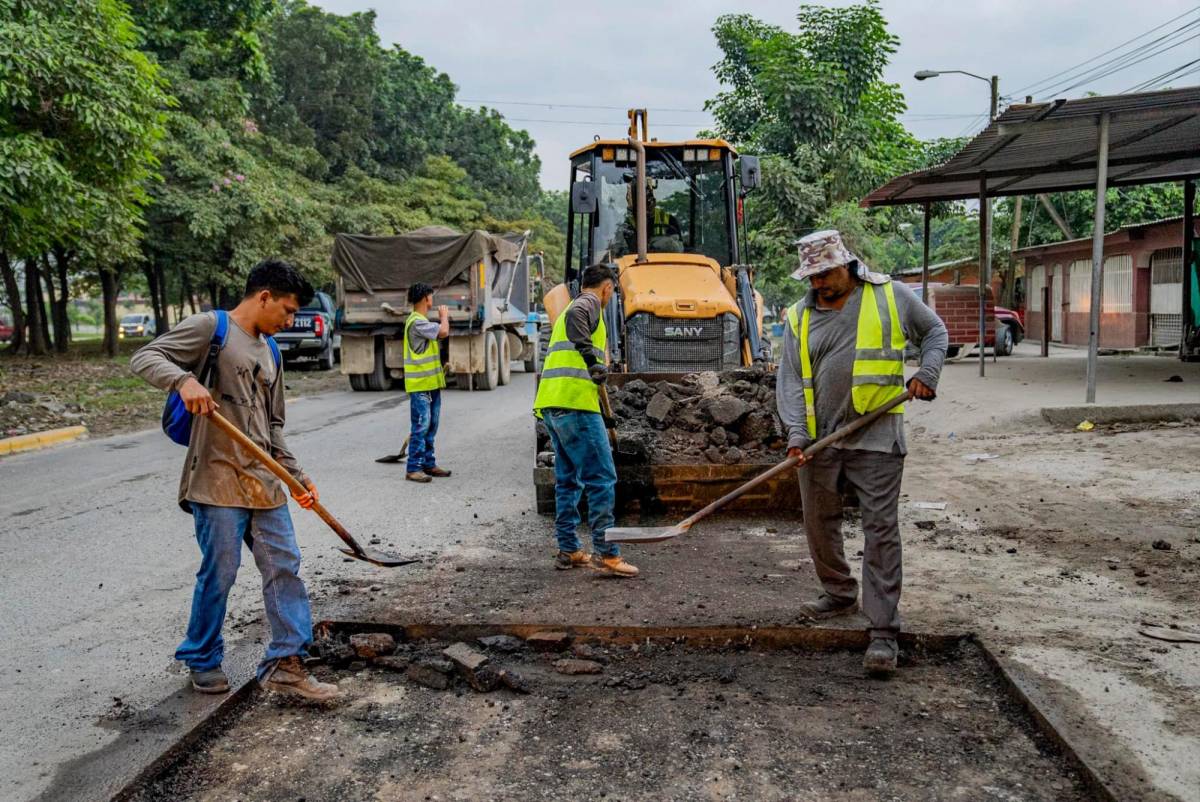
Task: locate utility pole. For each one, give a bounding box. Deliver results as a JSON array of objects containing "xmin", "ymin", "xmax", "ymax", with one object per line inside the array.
[{"xmin": 990, "ymin": 75, "xmax": 999, "ymax": 122}]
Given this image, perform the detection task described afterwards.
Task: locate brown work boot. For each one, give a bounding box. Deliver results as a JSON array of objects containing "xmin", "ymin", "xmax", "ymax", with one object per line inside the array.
[
  {"xmin": 799, "ymin": 593, "xmax": 859, "ymax": 621},
  {"xmin": 424, "ymin": 467, "xmax": 452, "ymax": 478},
  {"xmin": 261, "ymin": 656, "xmax": 340, "ymax": 702},
  {"xmin": 190, "ymin": 667, "xmax": 230, "ymax": 694},
  {"xmin": 591, "ymin": 554, "xmax": 639, "ymax": 578},
  {"xmin": 555, "ymin": 549, "xmax": 590, "ymax": 570},
  {"xmin": 863, "ymin": 638, "xmax": 899, "ymax": 677},
  {"xmin": 405, "ymin": 471, "xmax": 432, "ymax": 484}
]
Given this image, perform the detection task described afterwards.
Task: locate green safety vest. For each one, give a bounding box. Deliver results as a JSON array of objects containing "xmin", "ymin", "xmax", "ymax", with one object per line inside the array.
[
  {"xmin": 651, "ymin": 207, "xmax": 672, "ymax": 237},
  {"xmin": 786, "ymin": 281, "xmax": 906, "ymax": 438},
  {"xmin": 533, "ymin": 298, "xmax": 607, "ymax": 417},
  {"xmin": 403, "ymin": 311, "xmax": 446, "ymax": 392}
]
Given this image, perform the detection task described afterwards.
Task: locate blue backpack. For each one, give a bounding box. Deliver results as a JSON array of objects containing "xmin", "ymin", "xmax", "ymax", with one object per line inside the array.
[{"xmin": 161, "ymin": 310, "xmax": 281, "ymax": 445}]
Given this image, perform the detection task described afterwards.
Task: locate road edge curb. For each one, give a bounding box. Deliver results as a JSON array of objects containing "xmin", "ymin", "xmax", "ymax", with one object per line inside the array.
[{"xmin": 0, "ymin": 425, "xmax": 88, "ymax": 456}]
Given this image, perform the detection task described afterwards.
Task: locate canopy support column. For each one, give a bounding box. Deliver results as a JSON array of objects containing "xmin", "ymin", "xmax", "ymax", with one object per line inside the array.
[
  {"xmin": 978, "ymin": 176, "xmax": 989, "ymax": 377},
  {"xmin": 921, "ymin": 202, "xmax": 931, "ymax": 303},
  {"xmin": 1085, "ymin": 112, "xmax": 1111, "ymax": 403}
]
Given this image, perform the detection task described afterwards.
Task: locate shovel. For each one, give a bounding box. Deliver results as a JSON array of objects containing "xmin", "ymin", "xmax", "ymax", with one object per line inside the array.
[
  {"xmin": 207, "ymin": 411, "xmax": 420, "ymax": 568},
  {"xmin": 597, "ymin": 384, "xmax": 619, "ymax": 449},
  {"xmin": 604, "ymin": 390, "xmax": 914, "ymax": 544},
  {"xmin": 375, "ymin": 436, "xmax": 410, "ymax": 464}
]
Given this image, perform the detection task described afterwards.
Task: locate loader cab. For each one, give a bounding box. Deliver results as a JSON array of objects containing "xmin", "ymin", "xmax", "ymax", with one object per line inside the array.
[{"xmin": 566, "ymin": 141, "xmax": 748, "ymax": 278}]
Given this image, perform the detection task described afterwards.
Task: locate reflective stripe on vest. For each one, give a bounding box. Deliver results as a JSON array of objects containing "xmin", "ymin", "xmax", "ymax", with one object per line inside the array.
[
  {"xmin": 787, "ymin": 281, "xmax": 906, "ymax": 438},
  {"xmin": 533, "ymin": 298, "xmax": 607, "ymax": 417},
  {"xmin": 403, "ymin": 311, "xmax": 446, "ymax": 392}
]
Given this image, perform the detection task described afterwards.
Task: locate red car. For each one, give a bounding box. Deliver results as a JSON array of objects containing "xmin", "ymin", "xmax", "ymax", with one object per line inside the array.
[
  {"xmin": 913, "ymin": 284, "xmax": 1024, "ymax": 357},
  {"xmin": 0, "ymin": 318, "xmax": 13, "ymax": 343}
]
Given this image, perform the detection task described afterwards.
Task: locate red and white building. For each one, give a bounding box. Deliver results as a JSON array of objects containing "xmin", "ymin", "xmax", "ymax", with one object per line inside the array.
[{"xmin": 1016, "ymin": 217, "xmax": 1198, "ymax": 350}]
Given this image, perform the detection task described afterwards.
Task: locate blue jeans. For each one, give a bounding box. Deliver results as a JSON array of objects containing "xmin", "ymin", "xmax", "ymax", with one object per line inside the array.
[
  {"xmin": 176, "ymin": 503, "xmax": 314, "ymax": 681},
  {"xmin": 407, "ymin": 390, "xmax": 441, "ymax": 473},
  {"xmin": 542, "ymin": 409, "xmax": 619, "ymax": 557}
]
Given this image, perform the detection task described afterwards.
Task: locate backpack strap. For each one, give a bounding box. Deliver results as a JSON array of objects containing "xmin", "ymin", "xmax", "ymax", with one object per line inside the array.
[
  {"xmin": 197, "ymin": 310, "xmax": 229, "ymax": 388},
  {"xmin": 265, "ymin": 335, "xmax": 281, "ymax": 374}
]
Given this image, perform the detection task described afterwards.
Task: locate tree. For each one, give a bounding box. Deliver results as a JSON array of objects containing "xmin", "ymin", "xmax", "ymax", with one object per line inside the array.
[{"xmin": 1, "ymin": 0, "xmax": 168, "ymax": 354}]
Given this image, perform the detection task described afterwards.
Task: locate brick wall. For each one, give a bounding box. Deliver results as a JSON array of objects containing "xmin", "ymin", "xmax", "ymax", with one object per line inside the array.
[{"xmin": 928, "ymin": 285, "xmax": 995, "ymax": 346}]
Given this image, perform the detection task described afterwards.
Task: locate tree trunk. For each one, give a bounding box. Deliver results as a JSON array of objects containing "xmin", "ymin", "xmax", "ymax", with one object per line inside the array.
[
  {"xmin": 180, "ymin": 265, "xmax": 197, "ymax": 316},
  {"xmin": 143, "ymin": 261, "xmax": 166, "ymax": 335},
  {"xmin": 24, "ymin": 258, "xmax": 49, "ymax": 355},
  {"xmin": 100, "ymin": 267, "xmax": 122, "ymax": 357},
  {"xmin": 0, "ymin": 250, "xmax": 26, "ymax": 353},
  {"xmin": 207, "ymin": 280, "xmax": 219, "ymax": 311},
  {"xmin": 46, "ymin": 250, "xmax": 71, "ymax": 352},
  {"xmin": 56, "ymin": 249, "xmax": 72, "ymax": 349},
  {"xmin": 1004, "ymin": 196, "xmax": 1023, "ymax": 309},
  {"xmin": 155, "ymin": 261, "xmax": 170, "ymax": 333}
]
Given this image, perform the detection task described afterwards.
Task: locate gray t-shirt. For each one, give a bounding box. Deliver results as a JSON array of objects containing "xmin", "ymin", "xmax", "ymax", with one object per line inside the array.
[
  {"xmin": 130, "ymin": 312, "xmax": 308, "ymax": 510},
  {"xmin": 564, "ymin": 291, "xmax": 603, "ymax": 364},
  {"xmin": 776, "ymin": 278, "xmax": 948, "ymax": 455},
  {"xmin": 406, "ymin": 314, "xmax": 441, "ymax": 354}
]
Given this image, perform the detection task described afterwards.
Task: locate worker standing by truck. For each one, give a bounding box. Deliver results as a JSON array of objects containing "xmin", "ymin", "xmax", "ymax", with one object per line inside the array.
[
  {"xmin": 533, "ymin": 264, "xmax": 638, "ymax": 577},
  {"xmin": 404, "ymin": 282, "xmax": 452, "ymax": 484},
  {"xmin": 130, "ymin": 260, "xmax": 339, "ymax": 702},
  {"xmin": 777, "ymin": 231, "xmax": 948, "ymax": 677}
]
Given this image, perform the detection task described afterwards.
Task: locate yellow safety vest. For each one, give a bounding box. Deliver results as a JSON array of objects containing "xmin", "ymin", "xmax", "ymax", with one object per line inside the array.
[
  {"xmin": 651, "ymin": 207, "xmax": 672, "ymax": 237},
  {"xmin": 403, "ymin": 311, "xmax": 446, "ymax": 392},
  {"xmin": 533, "ymin": 299, "xmax": 607, "ymax": 417},
  {"xmin": 786, "ymin": 281, "xmax": 906, "ymax": 438}
]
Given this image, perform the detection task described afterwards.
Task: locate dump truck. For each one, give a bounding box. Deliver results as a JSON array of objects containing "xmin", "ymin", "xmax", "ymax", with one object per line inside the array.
[
  {"xmin": 533, "ymin": 109, "xmax": 800, "ymax": 515},
  {"xmin": 333, "ymin": 226, "xmax": 540, "ymax": 391}
]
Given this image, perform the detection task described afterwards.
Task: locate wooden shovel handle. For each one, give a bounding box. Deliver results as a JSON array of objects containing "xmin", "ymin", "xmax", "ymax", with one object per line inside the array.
[
  {"xmin": 597, "ymin": 384, "xmax": 618, "ymax": 448},
  {"xmin": 677, "ymin": 389, "xmax": 913, "ymax": 532},
  {"xmin": 205, "ymin": 411, "xmax": 368, "ymax": 558}
]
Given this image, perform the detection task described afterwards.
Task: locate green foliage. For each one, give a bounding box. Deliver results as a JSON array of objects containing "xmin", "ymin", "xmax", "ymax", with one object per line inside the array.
[{"xmin": 0, "ymin": 0, "xmax": 168, "ymax": 262}]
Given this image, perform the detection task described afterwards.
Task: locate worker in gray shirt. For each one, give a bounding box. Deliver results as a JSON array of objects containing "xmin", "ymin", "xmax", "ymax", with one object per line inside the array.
[
  {"xmin": 777, "ymin": 230, "xmax": 947, "ymax": 676},
  {"xmin": 131, "ymin": 260, "xmax": 338, "ymax": 702}
]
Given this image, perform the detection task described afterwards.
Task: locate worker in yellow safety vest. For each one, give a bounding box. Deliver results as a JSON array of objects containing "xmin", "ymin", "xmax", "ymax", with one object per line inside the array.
[
  {"xmin": 403, "ymin": 282, "xmax": 451, "ymax": 484},
  {"xmin": 777, "ymin": 230, "xmax": 948, "ymax": 677},
  {"xmin": 533, "ymin": 263, "xmax": 639, "ymax": 578}
]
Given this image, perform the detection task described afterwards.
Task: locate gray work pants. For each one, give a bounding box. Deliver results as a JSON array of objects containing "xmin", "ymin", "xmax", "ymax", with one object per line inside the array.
[{"xmin": 797, "ymin": 448, "xmax": 905, "ymax": 640}]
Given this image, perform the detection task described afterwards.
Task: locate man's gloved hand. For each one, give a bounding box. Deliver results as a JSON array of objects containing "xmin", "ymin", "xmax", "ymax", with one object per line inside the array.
[{"xmin": 589, "ymin": 363, "xmax": 608, "ymax": 385}]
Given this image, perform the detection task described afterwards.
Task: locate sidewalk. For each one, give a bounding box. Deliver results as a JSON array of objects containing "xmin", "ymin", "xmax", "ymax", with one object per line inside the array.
[{"xmin": 909, "ymin": 342, "xmax": 1199, "ymax": 436}]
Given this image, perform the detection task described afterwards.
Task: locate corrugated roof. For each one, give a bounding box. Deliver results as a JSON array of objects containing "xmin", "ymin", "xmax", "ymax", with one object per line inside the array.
[
  {"xmin": 861, "ymin": 87, "xmax": 1200, "ymax": 207},
  {"xmin": 1013, "ymin": 215, "xmax": 1196, "ymax": 258}
]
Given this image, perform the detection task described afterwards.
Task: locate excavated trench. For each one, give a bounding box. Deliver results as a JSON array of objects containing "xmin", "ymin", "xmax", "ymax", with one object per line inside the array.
[{"xmin": 116, "ymin": 623, "xmax": 1112, "ymax": 802}]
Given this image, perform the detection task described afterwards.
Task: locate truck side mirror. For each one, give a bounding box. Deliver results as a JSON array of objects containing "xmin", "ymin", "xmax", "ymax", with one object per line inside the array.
[
  {"xmin": 739, "ymin": 156, "xmax": 761, "ymax": 191},
  {"xmin": 571, "ymin": 180, "xmax": 598, "ymax": 214}
]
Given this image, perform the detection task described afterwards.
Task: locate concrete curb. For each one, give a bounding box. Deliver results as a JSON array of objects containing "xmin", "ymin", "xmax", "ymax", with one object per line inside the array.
[
  {"xmin": 0, "ymin": 425, "xmax": 88, "ymax": 456},
  {"xmin": 1041, "ymin": 403, "xmax": 1200, "ymax": 427}
]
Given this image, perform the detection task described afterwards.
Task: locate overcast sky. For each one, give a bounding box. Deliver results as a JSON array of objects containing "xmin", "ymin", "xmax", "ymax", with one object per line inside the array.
[{"xmin": 314, "ymin": 0, "xmax": 1200, "ymax": 187}]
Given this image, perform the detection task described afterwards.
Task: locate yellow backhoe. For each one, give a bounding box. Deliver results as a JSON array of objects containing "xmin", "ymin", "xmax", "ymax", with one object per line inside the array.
[{"xmin": 534, "ymin": 110, "xmax": 799, "ymax": 515}]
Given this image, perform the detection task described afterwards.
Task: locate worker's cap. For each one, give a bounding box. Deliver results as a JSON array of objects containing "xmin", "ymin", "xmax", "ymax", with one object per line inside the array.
[{"xmin": 791, "ymin": 230, "xmax": 859, "ymax": 281}]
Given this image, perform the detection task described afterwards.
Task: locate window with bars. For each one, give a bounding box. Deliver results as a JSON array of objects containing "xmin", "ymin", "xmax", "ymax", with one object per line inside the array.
[
  {"xmin": 1028, "ymin": 265, "xmax": 1044, "ymax": 311},
  {"xmin": 1101, "ymin": 254, "xmax": 1133, "ymax": 313},
  {"xmin": 1069, "ymin": 259, "xmax": 1092, "ymax": 313}
]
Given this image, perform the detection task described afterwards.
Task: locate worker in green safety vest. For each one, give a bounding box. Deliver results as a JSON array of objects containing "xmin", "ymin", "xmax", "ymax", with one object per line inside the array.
[
  {"xmin": 533, "ymin": 263, "xmax": 639, "ymax": 578},
  {"xmin": 403, "ymin": 282, "xmax": 451, "ymax": 484},
  {"xmin": 777, "ymin": 230, "xmax": 948, "ymax": 678}
]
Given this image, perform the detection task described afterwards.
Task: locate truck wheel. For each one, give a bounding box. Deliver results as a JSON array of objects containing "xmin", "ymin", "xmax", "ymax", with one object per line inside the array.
[
  {"xmin": 995, "ymin": 324, "xmax": 1014, "ymax": 357},
  {"xmin": 349, "ymin": 373, "xmax": 370, "ymax": 392},
  {"xmin": 317, "ymin": 342, "xmax": 335, "ymax": 371},
  {"xmin": 495, "ymin": 330, "xmax": 511, "ymax": 386},
  {"xmin": 473, "ymin": 331, "xmax": 499, "ymax": 391},
  {"xmin": 366, "ymin": 336, "xmax": 394, "ymax": 391},
  {"xmin": 536, "ymin": 323, "xmax": 551, "ymax": 374}
]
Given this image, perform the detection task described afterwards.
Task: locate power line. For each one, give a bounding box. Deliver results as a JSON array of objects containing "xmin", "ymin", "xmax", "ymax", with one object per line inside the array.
[
  {"xmin": 1012, "ymin": 5, "xmax": 1200, "ymax": 96},
  {"xmin": 1030, "ymin": 20, "xmax": 1200, "ymax": 98},
  {"xmin": 1046, "ymin": 30, "xmax": 1200, "ymax": 96},
  {"xmin": 504, "ymin": 117, "xmax": 707, "ymax": 128},
  {"xmin": 459, "ymin": 99, "xmax": 709, "ymax": 114},
  {"xmin": 1122, "ymin": 57, "xmax": 1200, "ymax": 92}
]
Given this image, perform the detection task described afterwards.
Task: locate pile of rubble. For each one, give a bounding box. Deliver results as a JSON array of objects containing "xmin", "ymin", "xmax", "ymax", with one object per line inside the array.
[
  {"xmin": 607, "ymin": 367, "xmax": 787, "ymax": 465},
  {"xmin": 0, "ymin": 391, "xmax": 86, "ymax": 438}
]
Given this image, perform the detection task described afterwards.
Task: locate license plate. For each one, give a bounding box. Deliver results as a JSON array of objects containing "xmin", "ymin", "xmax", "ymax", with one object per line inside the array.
[{"xmin": 293, "ymin": 318, "xmax": 313, "ymax": 329}]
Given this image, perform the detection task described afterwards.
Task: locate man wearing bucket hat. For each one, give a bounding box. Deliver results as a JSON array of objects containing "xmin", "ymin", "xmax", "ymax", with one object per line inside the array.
[{"xmin": 777, "ymin": 230, "xmax": 948, "ymax": 677}]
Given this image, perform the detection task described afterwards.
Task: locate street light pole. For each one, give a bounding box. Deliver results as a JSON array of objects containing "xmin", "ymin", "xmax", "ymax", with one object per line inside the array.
[{"xmin": 915, "ymin": 68, "xmax": 1001, "ymax": 377}]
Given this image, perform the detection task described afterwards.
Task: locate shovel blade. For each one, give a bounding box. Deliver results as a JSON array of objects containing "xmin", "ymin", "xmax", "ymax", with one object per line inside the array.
[
  {"xmin": 338, "ymin": 547, "xmax": 422, "ymax": 568},
  {"xmin": 604, "ymin": 525, "xmax": 684, "ymax": 544}
]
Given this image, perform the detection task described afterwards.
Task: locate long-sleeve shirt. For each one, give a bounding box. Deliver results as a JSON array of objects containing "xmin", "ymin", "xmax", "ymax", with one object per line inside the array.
[
  {"xmin": 564, "ymin": 291, "xmax": 604, "ymax": 366},
  {"xmin": 776, "ymin": 277, "xmax": 948, "ymax": 456},
  {"xmin": 130, "ymin": 311, "xmax": 308, "ymax": 511}
]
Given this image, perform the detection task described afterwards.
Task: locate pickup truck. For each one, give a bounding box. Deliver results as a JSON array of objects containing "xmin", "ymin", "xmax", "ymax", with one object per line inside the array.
[{"xmin": 275, "ymin": 290, "xmax": 340, "ymax": 370}]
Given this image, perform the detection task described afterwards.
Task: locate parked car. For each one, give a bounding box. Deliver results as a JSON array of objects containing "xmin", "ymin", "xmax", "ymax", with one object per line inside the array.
[
  {"xmin": 118, "ymin": 313, "xmax": 156, "ymax": 339},
  {"xmin": 0, "ymin": 318, "xmax": 13, "ymax": 342},
  {"xmin": 275, "ymin": 290, "xmax": 340, "ymax": 370},
  {"xmin": 992, "ymin": 304, "xmax": 1024, "ymax": 356}
]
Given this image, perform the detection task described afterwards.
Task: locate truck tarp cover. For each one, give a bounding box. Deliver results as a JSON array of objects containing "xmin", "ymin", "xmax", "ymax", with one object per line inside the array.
[{"xmin": 332, "ymin": 227, "xmax": 524, "ymax": 294}]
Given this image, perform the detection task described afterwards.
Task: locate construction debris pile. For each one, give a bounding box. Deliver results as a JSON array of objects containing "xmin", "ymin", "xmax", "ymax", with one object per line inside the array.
[{"xmin": 607, "ymin": 367, "xmax": 787, "ymax": 465}]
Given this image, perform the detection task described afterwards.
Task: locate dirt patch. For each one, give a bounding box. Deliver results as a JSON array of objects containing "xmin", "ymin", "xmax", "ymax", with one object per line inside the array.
[
  {"xmin": 0, "ymin": 340, "xmax": 356, "ymax": 439},
  {"xmin": 121, "ymin": 635, "xmax": 1093, "ymax": 801}
]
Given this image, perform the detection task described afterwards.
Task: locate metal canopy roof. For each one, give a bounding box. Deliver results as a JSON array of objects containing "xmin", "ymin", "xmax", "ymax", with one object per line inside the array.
[{"xmin": 861, "ymin": 87, "xmax": 1200, "ymax": 207}]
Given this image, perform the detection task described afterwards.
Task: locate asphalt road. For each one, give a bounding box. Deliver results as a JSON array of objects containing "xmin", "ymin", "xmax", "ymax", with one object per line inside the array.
[{"xmin": 0, "ymin": 372, "xmax": 537, "ymax": 802}]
